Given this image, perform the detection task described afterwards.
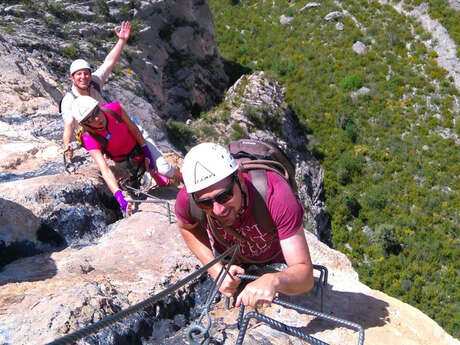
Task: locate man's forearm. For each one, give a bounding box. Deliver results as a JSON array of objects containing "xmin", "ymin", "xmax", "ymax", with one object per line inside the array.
[
  {"xmin": 104, "ymin": 38, "xmax": 127, "ymax": 68},
  {"xmin": 62, "ymin": 122, "xmax": 73, "ymax": 149},
  {"xmin": 270, "ymin": 263, "xmax": 314, "ymax": 296}
]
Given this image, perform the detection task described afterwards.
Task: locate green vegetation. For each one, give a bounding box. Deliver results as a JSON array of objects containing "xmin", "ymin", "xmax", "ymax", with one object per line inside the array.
[
  {"xmin": 209, "ymin": 0, "xmax": 460, "ymax": 337},
  {"xmin": 119, "ymin": 0, "xmax": 141, "ymax": 20},
  {"xmin": 406, "ymin": 0, "xmax": 460, "ymax": 57},
  {"xmin": 164, "ymin": 119, "xmax": 198, "ymax": 153},
  {"xmin": 93, "ymin": 0, "xmax": 110, "ymax": 20},
  {"xmin": 44, "ymin": 1, "xmax": 80, "ymax": 21},
  {"xmin": 6, "ymin": 25, "xmax": 14, "ymax": 34},
  {"xmin": 60, "ymin": 42, "xmax": 79, "ymax": 59}
]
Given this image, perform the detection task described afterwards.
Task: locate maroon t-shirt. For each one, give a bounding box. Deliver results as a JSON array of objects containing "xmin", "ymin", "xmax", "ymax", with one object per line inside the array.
[{"xmin": 175, "ymin": 172, "xmax": 304, "ymax": 263}]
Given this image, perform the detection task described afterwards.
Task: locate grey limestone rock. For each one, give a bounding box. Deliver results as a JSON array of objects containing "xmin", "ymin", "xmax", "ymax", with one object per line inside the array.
[
  {"xmin": 351, "ymin": 86, "xmax": 371, "ymax": 101},
  {"xmin": 352, "ymin": 41, "xmax": 367, "ymax": 54},
  {"xmin": 324, "ymin": 11, "xmax": 345, "ymax": 22},
  {"xmin": 222, "ymin": 72, "xmax": 331, "ymax": 242},
  {"xmin": 299, "ymin": 2, "xmax": 321, "ymax": 11},
  {"xmin": 280, "ymin": 14, "xmax": 294, "ymax": 24}
]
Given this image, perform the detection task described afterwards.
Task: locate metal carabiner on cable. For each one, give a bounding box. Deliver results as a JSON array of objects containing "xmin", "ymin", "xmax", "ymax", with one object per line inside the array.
[
  {"xmin": 185, "ymin": 246, "xmax": 240, "ymax": 345},
  {"xmin": 186, "ymin": 323, "xmax": 210, "ymax": 345},
  {"xmin": 62, "ymin": 150, "xmax": 73, "ymax": 174}
]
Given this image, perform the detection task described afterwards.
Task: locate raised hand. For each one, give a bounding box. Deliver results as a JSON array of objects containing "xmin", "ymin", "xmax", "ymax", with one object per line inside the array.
[{"xmin": 115, "ymin": 21, "xmax": 131, "ymax": 41}]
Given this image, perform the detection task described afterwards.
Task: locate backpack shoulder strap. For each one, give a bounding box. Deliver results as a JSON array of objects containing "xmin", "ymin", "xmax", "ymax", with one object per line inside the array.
[
  {"xmin": 247, "ymin": 169, "xmax": 277, "ymax": 236},
  {"xmin": 100, "ymin": 107, "xmax": 123, "ymax": 123},
  {"xmin": 59, "ymin": 89, "xmax": 78, "ymax": 114},
  {"xmin": 188, "ymin": 196, "xmax": 207, "ymax": 227},
  {"xmin": 84, "ymin": 130, "xmax": 109, "ymax": 154}
]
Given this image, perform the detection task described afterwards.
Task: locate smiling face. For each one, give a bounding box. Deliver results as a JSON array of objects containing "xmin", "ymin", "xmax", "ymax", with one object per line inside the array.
[
  {"xmin": 71, "ymin": 69, "xmax": 92, "ymax": 91},
  {"xmin": 193, "ymin": 173, "xmax": 244, "ymax": 227}
]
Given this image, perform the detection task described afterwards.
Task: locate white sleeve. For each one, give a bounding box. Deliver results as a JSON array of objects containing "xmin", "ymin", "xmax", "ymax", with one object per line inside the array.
[
  {"xmin": 92, "ymin": 60, "xmax": 112, "ymax": 87},
  {"xmin": 61, "ymin": 92, "xmax": 77, "ymax": 125}
]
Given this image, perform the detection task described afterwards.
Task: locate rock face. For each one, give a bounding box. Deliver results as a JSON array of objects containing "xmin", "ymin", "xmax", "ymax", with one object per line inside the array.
[
  {"xmin": 0, "ymin": 0, "xmax": 228, "ymax": 265},
  {"xmin": 230, "ymin": 73, "xmax": 331, "ymax": 243},
  {"xmin": 0, "ymin": 112, "xmax": 121, "ymax": 267},
  {"xmin": 0, "ymin": 207, "xmax": 458, "ymax": 345},
  {"xmin": 0, "ymin": 0, "xmax": 228, "ymax": 133},
  {"xmin": 0, "ymin": 1, "xmax": 458, "ymax": 343},
  {"xmin": 190, "ymin": 72, "xmax": 331, "ymax": 242}
]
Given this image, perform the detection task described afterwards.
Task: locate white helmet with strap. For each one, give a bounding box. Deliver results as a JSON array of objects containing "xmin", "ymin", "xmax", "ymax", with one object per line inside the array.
[
  {"xmin": 72, "ymin": 96, "xmax": 99, "ymax": 123},
  {"xmin": 70, "ymin": 59, "xmax": 91, "ymax": 75},
  {"xmin": 182, "ymin": 143, "xmax": 239, "ymax": 193}
]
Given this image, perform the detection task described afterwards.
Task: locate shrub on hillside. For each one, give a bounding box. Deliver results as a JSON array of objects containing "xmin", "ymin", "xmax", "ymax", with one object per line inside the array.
[
  {"xmin": 373, "ymin": 224, "xmax": 402, "ymax": 256},
  {"xmin": 339, "ymin": 73, "xmax": 363, "ymax": 91},
  {"xmin": 164, "ymin": 119, "xmax": 197, "ymax": 153}
]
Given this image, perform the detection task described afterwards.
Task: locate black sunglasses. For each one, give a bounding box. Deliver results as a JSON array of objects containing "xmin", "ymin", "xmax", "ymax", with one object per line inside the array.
[
  {"xmin": 82, "ymin": 106, "xmax": 101, "ymax": 125},
  {"xmin": 193, "ymin": 174, "xmax": 236, "ymax": 210}
]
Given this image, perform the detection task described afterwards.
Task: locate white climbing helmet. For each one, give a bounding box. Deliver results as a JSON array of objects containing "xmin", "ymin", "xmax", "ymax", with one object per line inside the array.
[
  {"xmin": 72, "ymin": 96, "xmax": 99, "ymax": 123},
  {"xmin": 182, "ymin": 143, "xmax": 239, "ymax": 193},
  {"xmin": 70, "ymin": 59, "xmax": 91, "ymax": 75}
]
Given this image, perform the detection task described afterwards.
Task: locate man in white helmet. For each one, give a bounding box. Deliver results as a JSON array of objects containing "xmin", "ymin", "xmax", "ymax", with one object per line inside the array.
[
  {"xmin": 60, "ymin": 21, "xmax": 131, "ymax": 159},
  {"xmin": 175, "ymin": 143, "xmax": 314, "ymax": 308}
]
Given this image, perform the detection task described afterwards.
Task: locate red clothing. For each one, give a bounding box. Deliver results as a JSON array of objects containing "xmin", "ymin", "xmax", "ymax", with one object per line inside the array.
[
  {"xmin": 82, "ymin": 102, "xmax": 137, "ymax": 161},
  {"xmin": 175, "ymin": 172, "xmax": 304, "ymax": 263}
]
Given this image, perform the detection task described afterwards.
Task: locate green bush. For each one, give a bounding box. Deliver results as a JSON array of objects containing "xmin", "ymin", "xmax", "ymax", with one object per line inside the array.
[
  {"xmin": 231, "ymin": 122, "xmax": 246, "ymax": 139},
  {"xmin": 339, "ymin": 73, "xmax": 363, "ymax": 91},
  {"xmin": 93, "ymin": 0, "xmax": 110, "ymax": 19},
  {"xmin": 373, "ymin": 224, "xmax": 402, "ymax": 256},
  {"xmin": 344, "ymin": 122, "xmax": 358, "ymax": 143},
  {"xmin": 46, "ymin": 2, "xmax": 80, "ymax": 21},
  {"xmin": 336, "ymin": 153, "xmax": 363, "ymax": 185},
  {"xmin": 345, "ymin": 195, "xmax": 361, "ymax": 217},
  {"xmin": 164, "ymin": 119, "xmax": 197, "ymax": 153},
  {"xmin": 363, "ymin": 185, "xmax": 388, "ymax": 210},
  {"xmin": 244, "ymin": 105, "xmax": 264, "ymax": 129},
  {"xmin": 60, "ymin": 44, "xmax": 78, "ymax": 59}
]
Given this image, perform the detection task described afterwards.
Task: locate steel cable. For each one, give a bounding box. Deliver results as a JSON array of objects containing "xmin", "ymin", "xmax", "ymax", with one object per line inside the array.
[
  {"xmin": 45, "ymin": 245, "xmax": 238, "ymax": 345},
  {"xmin": 236, "ymin": 310, "xmax": 328, "ymax": 345},
  {"xmin": 273, "ymin": 299, "xmax": 365, "ymax": 345},
  {"xmin": 235, "ymin": 273, "xmax": 364, "ymax": 345},
  {"xmin": 186, "ymin": 246, "xmax": 240, "ymax": 344}
]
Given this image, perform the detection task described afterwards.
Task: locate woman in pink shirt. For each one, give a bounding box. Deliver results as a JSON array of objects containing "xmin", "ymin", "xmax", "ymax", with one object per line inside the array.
[{"xmin": 72, "ymin": 96, "xmax": 180, "ymax": 215}]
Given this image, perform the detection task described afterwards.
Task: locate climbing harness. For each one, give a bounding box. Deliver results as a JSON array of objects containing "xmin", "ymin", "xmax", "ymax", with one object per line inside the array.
[
  {"xmin": 45, "ymin": 245, "xmax": 239, "ymax": 345},
  {"xmin": 234, "ymin": 274, "xmax": 365, "ymax": 345}
]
